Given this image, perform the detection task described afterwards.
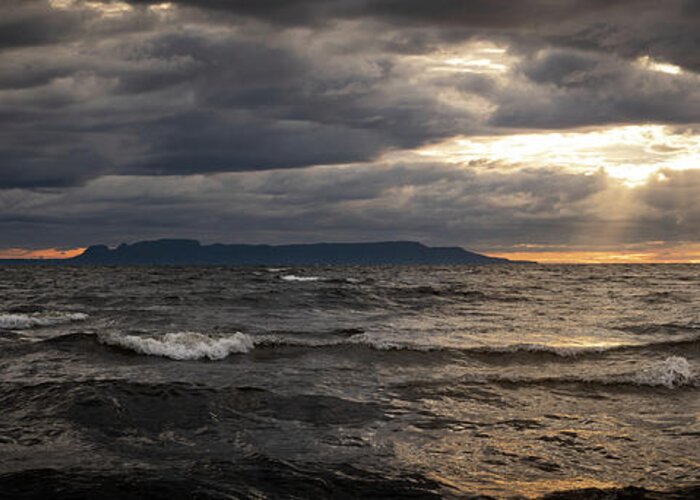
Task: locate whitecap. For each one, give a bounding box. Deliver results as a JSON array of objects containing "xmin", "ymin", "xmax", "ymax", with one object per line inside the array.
[
  {"xmin": 469, "ymin": 343, "xmax": 615, "ymax": 357},
  {"xmin": 99, "ymin": 331, "xmax": 254, "ymax": 360},
  {"xmin": 0, "ymin": 312, "xmax": 88, "ymax": 330},
  {"xmin": 634, "ymin": 356, "xmax": 694, "ymax": 389},
  {"xmin": 280, "ymin": 275, "xmax": 322, "ymax": 282},
  {"xmin": 485, "ymin": 356, "xmax": 696, "ymax": 389}
]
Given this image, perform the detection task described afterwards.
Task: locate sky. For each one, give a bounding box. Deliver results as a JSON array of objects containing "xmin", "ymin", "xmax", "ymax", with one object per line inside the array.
[{"xmin": 1, "ymin": 0, "xmax": 699, "ymax": 262}]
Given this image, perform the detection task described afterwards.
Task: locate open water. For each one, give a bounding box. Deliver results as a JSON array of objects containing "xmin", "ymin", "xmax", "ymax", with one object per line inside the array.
[{"xmin": 0, "ymin": 265, "xmax": 698, "ymax": 498}]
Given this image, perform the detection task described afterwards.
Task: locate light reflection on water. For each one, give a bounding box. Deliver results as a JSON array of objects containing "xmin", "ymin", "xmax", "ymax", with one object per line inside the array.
[{"xmin": 0, "ymin": 264, "xmax": 698, "ymax": 497}]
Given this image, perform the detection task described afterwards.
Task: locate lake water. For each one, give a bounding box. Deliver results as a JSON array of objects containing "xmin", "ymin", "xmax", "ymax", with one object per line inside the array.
[{"xmin": 1, "ymin": 265, "xmax": 698, "ymax": 498}]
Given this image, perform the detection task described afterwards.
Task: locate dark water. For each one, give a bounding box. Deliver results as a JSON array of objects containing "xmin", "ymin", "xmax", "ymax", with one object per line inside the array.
[{"xmin": 1, "ymin": 265, "xmax": 699, "ymax": 499}]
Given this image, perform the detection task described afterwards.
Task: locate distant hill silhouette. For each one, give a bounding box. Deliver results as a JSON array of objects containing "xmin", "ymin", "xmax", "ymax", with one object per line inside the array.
[
  {"xmin": 1, "ymin": 240, "xmax": 530, "ymax": 265},
  {"xmin": 64, "ymin": 239, "xmax": 521, "ymax": 265}
]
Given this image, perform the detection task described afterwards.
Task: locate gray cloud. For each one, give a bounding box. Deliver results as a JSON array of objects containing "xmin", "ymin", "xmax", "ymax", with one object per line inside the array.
[
  {"xmin": 0, "ymin": 0, "xmax": 87, "ymax": 50},
  {"xmin": 0, "ymin": 161, "xmax": 650, "ymax": 249},
  {"xmin": 0, "ymin": 9, "xmax": 482, "ymax": 187},
  {"xmin": 3, "ymin": 158, "xmax": 700, "ymax": 252},
  {"xmin": 489, "ymin": 48, "xmax": 700, "ymax": 128},
  {"xmin": 1, "ymin": 0, "xmax": 699, "ymax": 251},
  {"xmin": 119, "ymin": 0, "xmax": 700, "ymax": 71}
]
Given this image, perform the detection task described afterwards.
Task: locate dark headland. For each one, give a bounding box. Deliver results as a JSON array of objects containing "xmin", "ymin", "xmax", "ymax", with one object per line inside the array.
[{"xmin": 1, "ymin": 240, "xmax": 531, "ymax": 265}]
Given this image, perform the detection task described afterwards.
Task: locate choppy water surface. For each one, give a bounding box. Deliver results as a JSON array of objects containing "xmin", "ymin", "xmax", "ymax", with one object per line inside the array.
[{"xmin": 1, "ymin": 265, "xmax": 699, "ymax": 498}]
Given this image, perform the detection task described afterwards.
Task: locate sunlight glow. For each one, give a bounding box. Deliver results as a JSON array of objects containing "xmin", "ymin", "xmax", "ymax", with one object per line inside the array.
[
  {"xmin": 490, "ymin": 242, "xmax": 700, "ymax": 264},
  {"xmin": 0, "ymin": 248, "xmax": 86, "ymax": 260},
  {"xmin": 410, "ymin": 41, "xmax": 513, "ymax": 74},
  {"xmin": 50, "ymin": 0, "xmax": 134, "ymax": 16},
  {"xmin": 417, "ymin": 125, "xmax": 700, "ymax": 185},
  {"xmin": 637, "ymin": 55, "xmax": 683, "ymax": 75},
  {"xmin": 148, "ymin": 3, "xmax": 174, "ymax": 14}
]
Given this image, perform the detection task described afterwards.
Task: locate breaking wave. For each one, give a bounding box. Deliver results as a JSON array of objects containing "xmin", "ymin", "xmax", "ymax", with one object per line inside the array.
[
  {"xmin": 98, "ymin": 331, "xmax": 254, "ymax": 360},
  {"xmin": 42, "ymin": 332, "xmax": 699, "ymax": 389},
  {"xmin": 634, "ymin": 356, "xmax": 694, "ymax": 388},
  {"xmin": 487, "ymin": 356, "xmax": 696, "ymax": 389},
  {"xmin": 65, "ymin": 326, "xmax": 700, "ymax": 372},
  {"xmin": 0, "ymin": 312, "xmax": 88, "ymax": 330},
  {"xmin": 280, "ymin": 275, "xmax": 322, "ymax": 282}
]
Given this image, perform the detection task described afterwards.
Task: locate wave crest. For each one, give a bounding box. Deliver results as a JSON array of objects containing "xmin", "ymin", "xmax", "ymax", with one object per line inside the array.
[
  {"xmin": 280, "ymin": 275, "xmax": 322, "ymax": 282},
  {"xmin": 0, "ymin": 312, "xmax": 88, "ymax": 330},
  {"xmin": 98, "ymin": 331, "xmax": 254, "ymax": 360},
  {"xmin": 634, "ymin": 356, "xmax": 694, "ymax": 388},
  {"xmin": 254, "ymin": 333, "xmax": 699, "ymax": 358},
  {"xmin": 486, "ymin": 356, "xmax": 696, "ymax": 389}
]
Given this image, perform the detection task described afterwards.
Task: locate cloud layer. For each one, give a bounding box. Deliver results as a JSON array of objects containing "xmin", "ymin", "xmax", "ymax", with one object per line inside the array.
[{"xmin": 0, "ymin": 1, "xmax": 699, "ymax": 256}]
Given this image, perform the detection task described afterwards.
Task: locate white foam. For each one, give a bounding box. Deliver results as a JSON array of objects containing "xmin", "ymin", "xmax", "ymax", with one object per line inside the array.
[
  {"xmin": 280, "ymin": 275, "xmax": 322, "ymax": 282},
  {"xmin": 347, "ymin": 333, "xmax": 436, "ymax": 351},
  {"xmin": 634, "ymin": 356, "xmax": 694, "ymax": 388},
  {"xmin": 488, "ymin": 356, "xmax": 696, "ymax": 389},
  {"xmin": 99, "ymin": 331, "xmax": 254, "ymax": 360},
  {"xmin": 0, "ymin": 312, "xmax": 88, "ymax": 330},
  {"xmin": 472, "ymin": 343, "xmax": 615, "ymax": 357}
]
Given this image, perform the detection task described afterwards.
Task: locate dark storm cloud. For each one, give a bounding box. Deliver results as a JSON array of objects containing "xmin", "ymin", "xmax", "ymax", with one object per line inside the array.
[
  {"xmin": 0, "ymin": 7, "xmax": 479, "ymax": 187},
  {"xmin": 1, "ymin": 0, "xmax": 698, "ymax": 188},
  {"xmin": 635, "ymin": 169, "xmax": 700, "ymax": 230},
  {"xmin": 1, "ymin": 0, "xmax": 699, "ymax": 252},
  {"xmin": 489, "ymin": 48, "xmax": 700, "ymax": 128},
  {"xmin": 121, "ymin": 0, "xmax": 700, "ymax": 71},
  {"xmin": 120, "ymin": 0, "xmax": 631, "ymax": 28},
  {"xmin": 0, "ymin": 162, "xmax": 612, "ymax": 248},
  {"xmin": 0, "ymin": 0, "xmax": 87, "ymax": 50},
  {"xmin": 3, "ymin": 157, "xmax": 700, "ymax": 251},
  {"xmin": 7, "ymin": 161, "xmax": 700, "ymax": 251}
]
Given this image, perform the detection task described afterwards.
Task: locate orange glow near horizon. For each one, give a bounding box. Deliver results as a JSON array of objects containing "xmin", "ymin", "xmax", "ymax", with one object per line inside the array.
[
  {"xmin": 0, "ymin": 247, "xmax": 86, "ymax": 260},
  {"xmin": 491, "ymin": 245, "xmax": 700, "ymax": 264},
  {"xmin": 2, "ymin": 245, "xmax": 700, "ymax": 264}
]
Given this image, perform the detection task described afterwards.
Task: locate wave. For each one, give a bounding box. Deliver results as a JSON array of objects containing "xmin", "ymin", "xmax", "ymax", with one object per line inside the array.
[
  {"xmin": 618, "ymin": 322, "xmax": 700, "ymax": 336},
  {"xmin": 43, "ymin": 333, "xmax": 698, "ymax": 389},
  {"xmin": 98, "ymin": 331, "xmax": 254, "ymax": 360},
  {"xmin": 59, "ymin": 328, "xmax": 699, "ymax": 367},
  {"xmin": 466, "ymin": 338, "xmax": 699, "ymax": 357},
  {"xmin": 397, "ymin": 356, "xmax": 697, "ymax": 391},
  {"xmin": 494, "ymin": 356, "xmax": 697, "ymax": 389},
  {"xmin": 0, "ymin": 312, "xmax": 88, "ymax": 330},
  {"xmin": 634, "ymin": 356, "xmax": 694, "ymax": 388},
  {"xmin": 280, "ymin": 274, "xmax": 322, "ymax": 282},
  {"xmin": 253, "ymin": 332, "xmax": 700, "ymax": 358}
]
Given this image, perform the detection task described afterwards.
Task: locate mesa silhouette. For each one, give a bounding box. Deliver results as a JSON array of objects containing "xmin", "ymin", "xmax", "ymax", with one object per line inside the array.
[{"xmin": 58, "ymin": 239, "xmax": 520, "ymax": 265}]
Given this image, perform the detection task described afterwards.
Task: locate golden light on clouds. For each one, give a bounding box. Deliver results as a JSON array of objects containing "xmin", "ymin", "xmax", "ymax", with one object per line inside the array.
[
  {"xmin": 418, "ymin": 125, "xmax": 700, "ymax": 185},
  {"xmin": 49, "ymin": 0, "xmax": 134, "ymax": 17},
  {"xmin": 409, "ymin": 41, "xmax": 512, "ymax": 75},
  {"xmin": 637, "ymin": 55, "xmax": 683, "ymax": 75}
]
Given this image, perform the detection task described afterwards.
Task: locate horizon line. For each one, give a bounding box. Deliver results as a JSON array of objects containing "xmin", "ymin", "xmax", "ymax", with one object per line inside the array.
[{"xmin": 2, "ymin": 240, "xmax": 700, "ymax": 264}]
